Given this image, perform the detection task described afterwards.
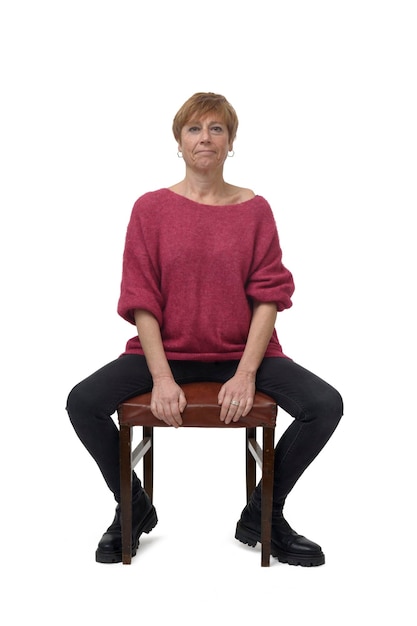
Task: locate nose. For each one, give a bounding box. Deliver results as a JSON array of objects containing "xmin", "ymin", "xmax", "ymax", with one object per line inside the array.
[{"xmin": 200, "ymin": 127, "xmax": 211, "ymax": 142}]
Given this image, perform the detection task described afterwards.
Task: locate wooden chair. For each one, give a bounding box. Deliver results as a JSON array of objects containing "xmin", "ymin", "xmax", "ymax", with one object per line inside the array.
[{"xmin": 118, "ymin": 381, "xmax": 277, "ymax": 566}]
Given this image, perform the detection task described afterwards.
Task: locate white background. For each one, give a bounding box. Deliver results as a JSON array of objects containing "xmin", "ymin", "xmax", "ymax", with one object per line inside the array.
[{"xmin": 1, "ymin": 1, "xmax": 416, "ymax": 624}]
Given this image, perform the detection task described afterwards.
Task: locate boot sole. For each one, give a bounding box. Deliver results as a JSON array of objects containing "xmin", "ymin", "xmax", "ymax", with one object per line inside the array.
[
  {"xmin": 235, "ymin": 521, "xmax": 325, "ymax": 567},
  {"xmin": 95, "ymin": 506, "xmax": 158, "ymax": 564}
]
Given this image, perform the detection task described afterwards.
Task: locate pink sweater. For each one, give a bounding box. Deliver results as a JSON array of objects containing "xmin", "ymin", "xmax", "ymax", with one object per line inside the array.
[{"xmin": 118, "ymin": 189, "xmax": 295, "ymax": 361}]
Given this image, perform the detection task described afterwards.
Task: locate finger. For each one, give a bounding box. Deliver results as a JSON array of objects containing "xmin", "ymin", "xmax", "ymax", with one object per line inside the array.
[
  {"xmin": 232, "ymin": 402, "xmax": 245, "ymax": 422},
  {"xmin": 232, "ymin": 400, "xmax": 249, "ymax": 422},
  {"xmin": 223, "ymin": 400, "xmax": 240, "ymax": 424},
  {"xmin": 230, "ymin": 396, "xmax": 253, "ymax": 422},
  {"xmin": 241, "ymin": 397, "xmax": 254, "ymax": 417},
  {"xmin": 178, "ymin": 392, "xmax": 187, "ymax": 413},
  {"xmin": 169, "ymin": 401, "xmax": 183, "ymax": 427},
  {"xmin": 150, "ymin": 401, "xmax": 163, "ymax": 420},
  {"xmin": 219, "ymin": 395, "xmax": 233, "ymax": 422},
  {"xmin": 151, "ymin": 401, "xmax": 178, "ymax": 427}
]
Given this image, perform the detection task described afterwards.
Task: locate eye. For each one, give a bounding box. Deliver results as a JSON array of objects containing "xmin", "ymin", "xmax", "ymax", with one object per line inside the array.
[
  {"xmin": 211, "ymin": 126, "xmax": 224, "ymax": 133},
  {"xmin": 188, "ymin": 126, "xmax": 200, "ymax": 133}
]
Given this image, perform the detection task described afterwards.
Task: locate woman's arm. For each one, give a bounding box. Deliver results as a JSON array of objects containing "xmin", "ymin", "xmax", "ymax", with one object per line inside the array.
[
  {"xmin": 218, "ymin": 301, "xmax": 277, "ymax": 423},
  {"xmin": 134, "ymin": 309, "xmax": 187, "ymax": 427}
]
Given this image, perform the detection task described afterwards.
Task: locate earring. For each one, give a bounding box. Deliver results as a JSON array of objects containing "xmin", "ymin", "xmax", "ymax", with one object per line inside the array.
[
  {"xmin": 228, "ymin": 150, "xmax": 235, "ymax": 158},
  {"xmin": 177, "ymin": 150, "xmax": 183, "ymax": 158}
]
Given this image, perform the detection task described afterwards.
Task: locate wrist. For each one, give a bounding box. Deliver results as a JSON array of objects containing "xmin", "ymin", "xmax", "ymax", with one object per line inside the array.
[
  {"xmin": 235, "ymin": 368, "xmax": 257, "ymax": 381},
  {"xmin": 152, "ymin": 372, "xmax": 174, "ymax": 381}
]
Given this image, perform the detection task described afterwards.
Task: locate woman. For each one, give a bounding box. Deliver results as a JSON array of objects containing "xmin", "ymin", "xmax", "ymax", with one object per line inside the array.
[{"xmin": 67, "ymin": 92, "xmax": 343, "ymax": 566}]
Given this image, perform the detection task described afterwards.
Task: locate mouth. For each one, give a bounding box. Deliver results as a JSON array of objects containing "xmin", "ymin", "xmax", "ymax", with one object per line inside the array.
[{"xmin": 195, "ymin": 150, "xmax": 216, "ymax": 155}]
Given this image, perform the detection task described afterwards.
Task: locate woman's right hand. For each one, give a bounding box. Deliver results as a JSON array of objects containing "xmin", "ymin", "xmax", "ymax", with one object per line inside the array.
[{"xmin": 150, "ymin": 376, "xmax": 187, "ymax": 427}]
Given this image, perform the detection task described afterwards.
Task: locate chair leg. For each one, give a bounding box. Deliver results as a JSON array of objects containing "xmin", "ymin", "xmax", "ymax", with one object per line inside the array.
[
  {"xmin": 261, "ymin": 427, "xmax": 275, "ymax": 567},
  {"xmin": 246, "ymin": 428, "xmax": 257, "ymax": 502},
  {"xmin": 143, "ymin": 426, "xmax": 154, "ymax": 502},
  {"xmin": 119, "ymin": 423, "xmax": 133, "ymax": 565}
]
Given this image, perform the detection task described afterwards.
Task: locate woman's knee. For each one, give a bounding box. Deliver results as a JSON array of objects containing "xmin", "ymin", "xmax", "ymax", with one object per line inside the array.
[
  {"xmin": 297, "ymin": 381, "xmax": 343, "ymax": 428},
  {"xmin": 66, "ymin": 380, "xmax": 94, "ymax": 424},
  {"xmin": 66, "ymin": 383, "xmax": 81, "ymax": 419},
  {"xmin": 329, "ymin": 385, "xmax": 343, "ymax": 418},
  {"xmin": 314, "ymin": 385, "xmax": 344, "ymax": 428}
]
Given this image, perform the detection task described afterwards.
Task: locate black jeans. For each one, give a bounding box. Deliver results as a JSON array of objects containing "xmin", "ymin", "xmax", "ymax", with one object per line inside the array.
[{"xmin": 66, "ymin": 355, "xmax": 343, "ymax": 511}]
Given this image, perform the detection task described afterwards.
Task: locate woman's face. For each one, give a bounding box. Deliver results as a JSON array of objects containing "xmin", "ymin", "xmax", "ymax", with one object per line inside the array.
[{"xmin": 178, "ymin": 113, "xmax": 232, "ymax": 170}]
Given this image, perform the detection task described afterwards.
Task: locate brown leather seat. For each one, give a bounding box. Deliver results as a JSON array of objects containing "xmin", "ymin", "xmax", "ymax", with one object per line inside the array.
[{"xmin": 118, "ymin": 381, "xmax": 277, "ymax": 566}]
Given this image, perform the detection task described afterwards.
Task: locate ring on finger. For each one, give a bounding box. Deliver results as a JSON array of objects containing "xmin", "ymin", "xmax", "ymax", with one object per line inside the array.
[{"xmin": 230, "ymin": 400, "xmax": 239, "ymax": 407}]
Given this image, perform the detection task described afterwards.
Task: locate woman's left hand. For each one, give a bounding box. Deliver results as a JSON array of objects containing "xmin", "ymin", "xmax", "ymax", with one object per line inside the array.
[{"xmin": 218, "ymin": 372, "xmax": 256, "ymax": 424}]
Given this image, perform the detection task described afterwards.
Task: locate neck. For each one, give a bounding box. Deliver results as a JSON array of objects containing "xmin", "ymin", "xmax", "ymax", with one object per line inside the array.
[{"xmin": 171, "ymin": 172, "xmax": 230, "ymax": 204}]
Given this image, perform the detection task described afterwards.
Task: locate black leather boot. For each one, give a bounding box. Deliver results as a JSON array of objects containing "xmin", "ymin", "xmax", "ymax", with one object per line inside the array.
[
  {"xmin": 235, "ymin": 498, "xmax": 325, "ymax": 567},
  {"xmin": 95, "ymin": 490, "xmax": 158, "ymax": 563}
]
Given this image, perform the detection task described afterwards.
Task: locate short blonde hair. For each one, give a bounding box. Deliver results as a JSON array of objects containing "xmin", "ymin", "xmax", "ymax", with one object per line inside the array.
[{"xmin": 172, "ymin": 92, "xmax": 239, "ymax": 143}]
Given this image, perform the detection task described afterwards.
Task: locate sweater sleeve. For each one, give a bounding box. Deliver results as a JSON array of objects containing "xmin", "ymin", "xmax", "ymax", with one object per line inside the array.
[
  {"xmin": 117, "ymin": 198, "xmax": 163, "ymax": 326},
  {"xmin": 246, "ymin": 203, "xmax": 295, "ymax": 311}
]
